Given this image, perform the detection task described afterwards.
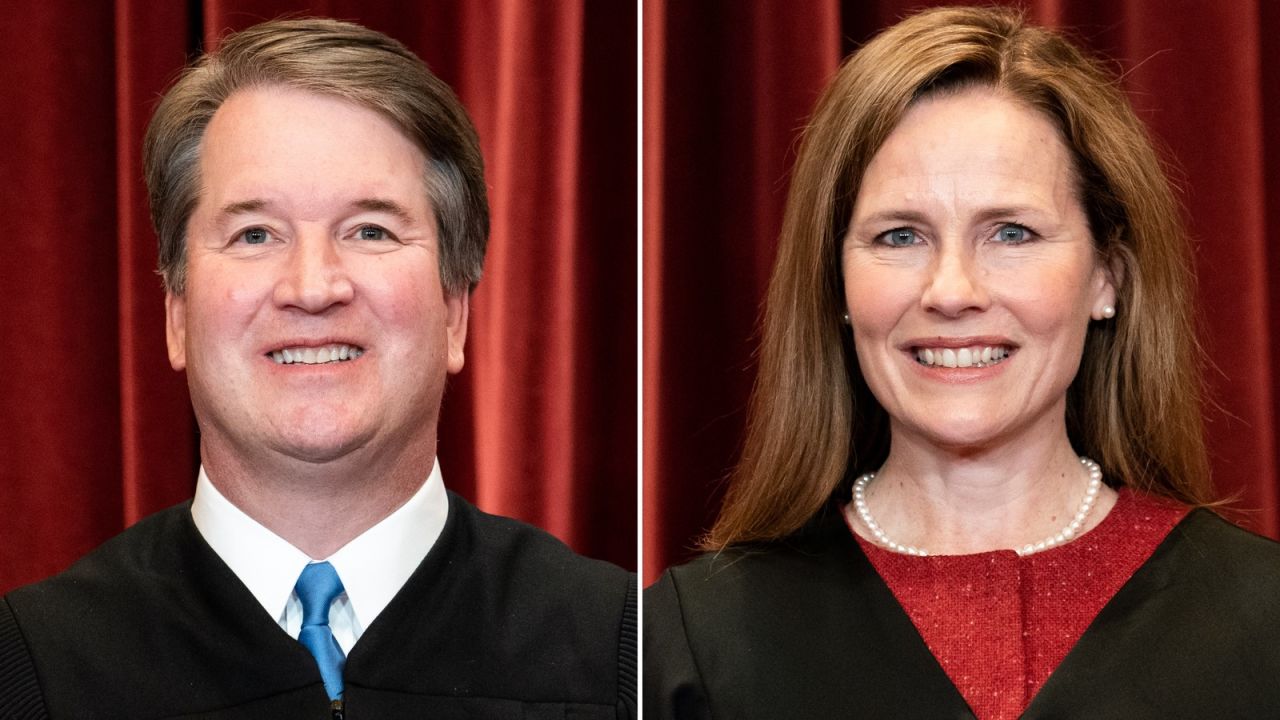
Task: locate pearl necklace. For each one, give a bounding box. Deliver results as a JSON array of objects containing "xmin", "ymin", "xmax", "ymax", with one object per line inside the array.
[{"xmin": 850, "ymin": 456, "xmax": 1104, "ymax": 557}]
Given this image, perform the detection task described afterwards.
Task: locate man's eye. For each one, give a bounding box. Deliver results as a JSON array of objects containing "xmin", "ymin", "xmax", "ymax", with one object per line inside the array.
[
  {"xmin": 877, "ymin": 228, "xmax": 919, "ymax": 247},
  {"xmin": 995, "ymin": 224, "xmax": 1032, "ymax": 244},
  {"xmin": 357, "ymin": 225, "xmax": 389, "ymax": 241},
  {"xmin": 239, "ymin": 227, "xmax": 269, "ymax": 245}
]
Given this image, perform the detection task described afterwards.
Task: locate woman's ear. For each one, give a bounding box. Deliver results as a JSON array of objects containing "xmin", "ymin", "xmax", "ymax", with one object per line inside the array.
[{"xmin": 1090, "ymin": 251, "xmax": 1125, "ymax": 321}]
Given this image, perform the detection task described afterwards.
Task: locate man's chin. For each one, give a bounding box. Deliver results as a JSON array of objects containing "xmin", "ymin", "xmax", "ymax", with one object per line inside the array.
[{"xmin": 263, "ymin": 422, "xmax": 375, "ymax": 465}]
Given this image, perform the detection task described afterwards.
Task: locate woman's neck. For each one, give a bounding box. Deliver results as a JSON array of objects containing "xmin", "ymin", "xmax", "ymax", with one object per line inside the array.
[{"xmin": 848, "ymin": 428, "xmax": 1118, "ymax": 555}]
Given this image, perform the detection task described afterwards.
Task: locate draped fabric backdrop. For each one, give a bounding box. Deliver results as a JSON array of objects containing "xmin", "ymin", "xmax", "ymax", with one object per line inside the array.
[
  {"xmin": 645, "ymin": 0, "xmax": 1280, "ymax": 584},
  {"xmin": 0, "ymin": 0, "xmax": 636, "ymax": 594}
]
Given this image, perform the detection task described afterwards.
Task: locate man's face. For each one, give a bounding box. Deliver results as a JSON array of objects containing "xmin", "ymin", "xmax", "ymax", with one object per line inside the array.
[{"xmin": 167, "ymin": 85, "xmax": 467, "ymax": 471}]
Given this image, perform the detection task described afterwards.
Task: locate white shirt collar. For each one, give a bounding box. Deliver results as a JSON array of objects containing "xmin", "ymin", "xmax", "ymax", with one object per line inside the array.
[{"xmin": 191, "ymin": 460, "xmax": 449, "ymax": 639}]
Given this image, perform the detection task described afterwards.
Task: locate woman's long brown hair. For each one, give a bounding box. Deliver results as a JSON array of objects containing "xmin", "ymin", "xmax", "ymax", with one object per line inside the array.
[{"xmin": 705, "ymin": 6, "xmax": 1214, "ymax": 550}]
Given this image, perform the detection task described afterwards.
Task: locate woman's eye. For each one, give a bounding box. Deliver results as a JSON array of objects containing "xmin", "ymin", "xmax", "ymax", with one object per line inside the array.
[
  {"xmin": 357, "ymin": 225, "xmax": 389, "ymax": 241},
  {"xmin": 995, "ymin": 224, "xmax": 1031, "ymax": 244},
  {"xmin": 878, "ymin": 228, "xmax": 919, "ymax": 247},
  {"xmin": 239, "ymin": 227, "xmax": 269, "ymax": 245}
]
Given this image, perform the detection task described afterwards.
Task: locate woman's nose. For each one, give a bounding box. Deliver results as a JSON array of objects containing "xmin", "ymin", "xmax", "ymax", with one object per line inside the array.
[{"xmin": 920, "ymin": 245, "xmax": 989, "ymax": 317}]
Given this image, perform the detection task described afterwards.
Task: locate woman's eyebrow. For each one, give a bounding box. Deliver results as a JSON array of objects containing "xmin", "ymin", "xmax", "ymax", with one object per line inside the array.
[
  {"xmin": 854, "ymin": 205, "xmax": 1050, "ymax": 228},
  {"xmin": 852, "ymin": 209, "xmax": 930, "ymax": 227}
]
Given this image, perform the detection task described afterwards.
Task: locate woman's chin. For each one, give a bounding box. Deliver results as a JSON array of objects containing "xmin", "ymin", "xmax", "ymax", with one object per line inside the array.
[{"xmin": 894, "ymin": 415, "xmax": 1017, "ymax": 453}]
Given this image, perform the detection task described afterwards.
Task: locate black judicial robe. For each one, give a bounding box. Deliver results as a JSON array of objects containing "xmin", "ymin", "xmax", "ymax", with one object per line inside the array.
[
  {"xmin": 645, "ymin": 505, "xmax": 1280, "ymax": 719},
  {"xmin": 0, "ymin": 492, "xmax": 636, "ymax": 719}
]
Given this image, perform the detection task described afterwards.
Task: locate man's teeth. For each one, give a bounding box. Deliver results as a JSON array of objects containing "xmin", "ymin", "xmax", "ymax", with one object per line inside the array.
[
  {"xmin": 271, "ymin": 344, "xmax": 364, "ymax": 365},
  {"xmin": 915, "ymin": 346, "xmax": 1011, "ymax": 368}
]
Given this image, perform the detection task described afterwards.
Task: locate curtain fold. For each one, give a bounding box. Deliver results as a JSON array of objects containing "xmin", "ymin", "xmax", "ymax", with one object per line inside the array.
[
  {"xmin": 0, "ymin": 1, "xmax": 126, "ymax": 595},
  {"xmin": 644, "ymin": 0, "xmax": 1280, "ymax": 584},
  {"xmin": 0, "ymin": 0, "xmax": 636, "ymax": 594},
  {"xmin": 643, "ymin": 0, "xmax": 843, "ymax": 583},
  {"xmin": 113, "ymin": 0, "xmax": 195, "ymax": 528}
]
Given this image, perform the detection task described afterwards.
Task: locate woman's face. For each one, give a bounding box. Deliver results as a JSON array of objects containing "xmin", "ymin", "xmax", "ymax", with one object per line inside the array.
[{"xmin": 842, "ymin": 88, "xmax": 1115, "ymax": 451}]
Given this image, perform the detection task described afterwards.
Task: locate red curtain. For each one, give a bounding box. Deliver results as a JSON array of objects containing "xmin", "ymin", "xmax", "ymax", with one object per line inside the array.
[
  {"xmin": 645, "ymin": 0, "xmax": 1280, "ymax": 584},
  {"xmin": 0, "ymin": 0, "xmax": 636, "ymax": 594}
]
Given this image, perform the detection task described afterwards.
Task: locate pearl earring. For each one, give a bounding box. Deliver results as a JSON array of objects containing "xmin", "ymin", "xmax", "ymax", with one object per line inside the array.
[
  {"xmin": 1101, "ymin": 305, "xmax": 1115, "ymax": 319},
  {"xmin": 842, "ymin": 312, "xmax": 851, "ymax": 324}
]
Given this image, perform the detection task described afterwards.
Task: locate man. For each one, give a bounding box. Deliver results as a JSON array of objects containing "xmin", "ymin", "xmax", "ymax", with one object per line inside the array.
[{"xmin": 0, "ymin": 19, "xmax": 634, "ymax": 719}]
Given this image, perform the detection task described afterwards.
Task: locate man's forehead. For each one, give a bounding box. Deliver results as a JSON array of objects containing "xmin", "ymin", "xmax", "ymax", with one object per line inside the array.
[
  {"xmin": 194, "ymin": 86, "xmax": 432, "ymax": 222},
  {"xmin": 200, "ymin": 86, "xmax": 427, "ymax": 173}
]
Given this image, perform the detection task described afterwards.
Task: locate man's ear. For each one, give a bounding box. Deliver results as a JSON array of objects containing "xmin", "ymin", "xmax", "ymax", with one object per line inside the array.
[
  {"xmin": 445, "ymin": 290, "xmax": 469, "ymax": 374},
  {"xmin": 165, "ymin": 292, "xmax": 188, "ymax": 371}
]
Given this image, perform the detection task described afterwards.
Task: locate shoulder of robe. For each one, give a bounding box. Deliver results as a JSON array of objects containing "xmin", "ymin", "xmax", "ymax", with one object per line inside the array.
[
  {"xmin": 1019, "ymin": 508, "xmax": 1280, "ymax": 718},
  {"xmin": 642, "ymin": 506, "xmax": 972, "ymax": 720},
  {"xmin": 447, "ymin": 491, "xmax": 633, "ymax": 600},
  {"xmin": 5, "ymin": 503, "xmax": 194, "ymax": 619},
  {"xmin": 1166, "ymin": 509, "xmax": 1280, "ymax": 612},
  {"xmin": 649, "ymin": 502, "xmax": 851, "ymax": 612},
  {"xmin": 643, "ymin": 502, "xmax": 855, "ymax": 670},
  {"xmin": 0, "ymin": 504, "xmax": 199, "ymax": 719},
  {"xmin": 442, "ymin": 492, "xmax": 636, "ymax": 717}
]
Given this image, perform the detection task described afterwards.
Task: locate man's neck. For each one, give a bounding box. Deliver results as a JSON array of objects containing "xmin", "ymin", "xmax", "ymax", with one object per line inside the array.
[{"xmin": 199, "ymin": 438, "xmax": 436, "ymax": 558}]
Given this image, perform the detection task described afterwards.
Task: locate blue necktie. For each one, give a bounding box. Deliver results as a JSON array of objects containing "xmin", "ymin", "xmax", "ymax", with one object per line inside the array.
[{"xmin": 295, "ymin": 561, "xmax": 347, "ymax": 701}]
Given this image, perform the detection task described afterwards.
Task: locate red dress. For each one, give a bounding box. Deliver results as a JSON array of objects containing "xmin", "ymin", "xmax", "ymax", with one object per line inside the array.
[{"xmin": 852, "ymin": 489, "xmax": 1187, "ymax": 720}]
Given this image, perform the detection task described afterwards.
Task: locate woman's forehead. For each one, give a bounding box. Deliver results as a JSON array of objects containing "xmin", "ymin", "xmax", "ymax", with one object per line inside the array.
[{"xmin": 852, "ymin": 89, "xmax": 1079, "ymax": 224}]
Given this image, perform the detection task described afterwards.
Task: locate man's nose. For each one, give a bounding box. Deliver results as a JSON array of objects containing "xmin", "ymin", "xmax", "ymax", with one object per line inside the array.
[
  {"xmin": 920, "ymin": 243, "xmax": 989, "ymax": 317},
  {"xmin": 273, "ymin": 230, "xmax": 355, "ymax": 313}
]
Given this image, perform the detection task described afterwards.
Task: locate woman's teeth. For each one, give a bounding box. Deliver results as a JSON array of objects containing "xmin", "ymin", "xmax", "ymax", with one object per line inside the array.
[{"xmin": 914, "ymin": 346, "xmax": 1010, "ymax": 368}]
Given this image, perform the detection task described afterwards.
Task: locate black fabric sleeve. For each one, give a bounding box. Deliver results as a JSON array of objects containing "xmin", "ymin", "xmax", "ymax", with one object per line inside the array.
[
  {"xmin": 617, "ymin": 580, "xmax": 637, "ymax": 720},
  {"xmin": 0, "ymin": 599, "xmax": 48, "ymax": 719},
  {"xmin": 643, "ymin": 571, "xmax": 712, "ymax": 720}
]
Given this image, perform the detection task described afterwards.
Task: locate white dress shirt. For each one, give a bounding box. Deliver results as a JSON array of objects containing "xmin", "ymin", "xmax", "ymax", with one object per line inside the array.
[{"xmin": 190, "ymin": 461, "xmax": 449, "ymax": 655}]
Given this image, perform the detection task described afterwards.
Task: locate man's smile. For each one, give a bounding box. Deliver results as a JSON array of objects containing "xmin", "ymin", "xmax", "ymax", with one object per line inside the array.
[{"xmin": 268, "ymin": 343, "xmax": 365, "ymax": 365}]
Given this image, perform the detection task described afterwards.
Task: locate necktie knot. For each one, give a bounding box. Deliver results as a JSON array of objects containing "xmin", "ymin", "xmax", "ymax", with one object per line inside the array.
[
  {"xmin": 296, "ymin": 561, "xmax": 345, "ymax": 627},
  {"xmin": 294, "ymin": 561, "xmax": 347, "ymax": 701}
]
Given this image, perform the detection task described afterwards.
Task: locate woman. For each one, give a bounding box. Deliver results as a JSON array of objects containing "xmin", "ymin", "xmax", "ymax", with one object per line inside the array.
[{"xmin": 645, "ymin": 6, "xmax": 1280, "ymax": 719}]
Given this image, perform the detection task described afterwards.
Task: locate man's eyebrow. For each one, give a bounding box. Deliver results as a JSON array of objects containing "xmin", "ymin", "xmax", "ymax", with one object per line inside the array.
[
  {"xmin": 217, "ymin": 199, "xmax": 271, "ymax": 218},
  {"xmin": 212, "ymin": 198, "xmax": 418, "ymax": 224},
  {"xmin": 349, "ymin": 198, "xmax": 416, "ymax": 225}
]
